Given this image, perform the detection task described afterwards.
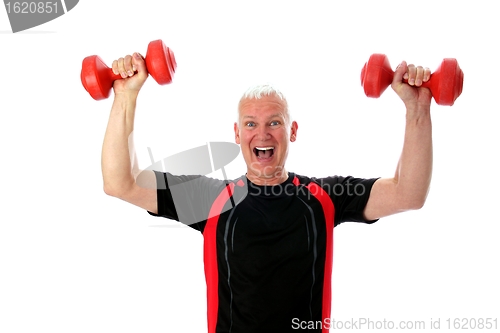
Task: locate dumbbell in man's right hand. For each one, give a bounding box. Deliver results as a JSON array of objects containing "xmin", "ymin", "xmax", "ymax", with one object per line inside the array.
[{"xmin": 111, "ymin": 52, "xmax": 149, "ymax": 97}]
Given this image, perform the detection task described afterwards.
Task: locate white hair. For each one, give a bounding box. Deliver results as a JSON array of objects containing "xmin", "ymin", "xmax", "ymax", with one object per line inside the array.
[
  {"xmin": 240, "ymin": 83, "xmax": 287, "ymax": 102},
  {"xmin": 237, "ymin": 83, "xmax": 292, "ymax": 124}
]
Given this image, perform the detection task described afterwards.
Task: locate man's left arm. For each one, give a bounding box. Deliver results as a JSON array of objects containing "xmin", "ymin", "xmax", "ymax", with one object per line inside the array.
[{"xmin": 364, "ymin": 61, "xmax": 433, "ymax": 221}]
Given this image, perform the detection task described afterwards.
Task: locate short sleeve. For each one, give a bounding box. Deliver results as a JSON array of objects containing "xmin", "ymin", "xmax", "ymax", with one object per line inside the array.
[
  {"xmin": 147, "ymin": 171, "xmax": 227, "ymax": 232},
  {"xmin": 317, "ymin": 176, "xmax": 380, "ymax": 227}
]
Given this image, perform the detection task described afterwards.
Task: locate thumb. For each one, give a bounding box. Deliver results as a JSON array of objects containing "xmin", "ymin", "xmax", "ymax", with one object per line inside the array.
[
  {"xmin": 393, "ymin": 60, "xmax": 407, "ymax": 85},
  {"xmin": 132, "ymin": 52, "xmax": 148, "ymax": 79}
]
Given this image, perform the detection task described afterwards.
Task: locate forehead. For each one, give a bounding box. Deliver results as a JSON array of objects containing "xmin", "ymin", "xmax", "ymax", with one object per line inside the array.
[{"xmin": 238, "ymin": 95, "xmax": 287, "ymax": 118}]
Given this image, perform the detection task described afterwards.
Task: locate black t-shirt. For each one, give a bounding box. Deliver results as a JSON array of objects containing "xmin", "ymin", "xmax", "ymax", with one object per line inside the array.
[{"xmin": 149, "ymin": 171, "xmax": 379, "ymax": 333}]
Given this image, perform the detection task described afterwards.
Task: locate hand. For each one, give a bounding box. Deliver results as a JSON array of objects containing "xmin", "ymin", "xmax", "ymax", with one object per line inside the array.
[
  {"xmin": 111, "ymin": 52, "xmax": 148, "ymax": 97},
  {"xmin": 391, "ymin": 61, "xmax": 432, "ymax": 109}
]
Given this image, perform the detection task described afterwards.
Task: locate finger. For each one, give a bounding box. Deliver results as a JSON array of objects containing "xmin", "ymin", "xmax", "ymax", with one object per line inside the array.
[
  {"xmin": 112, "ymin": 60, "xmax": 119, "ymax": 75},
  {"xmin": 393, "ymin": 60, "xmax": 407, "ymax": 84},
  {"xmin": 415, "ymin": 66, "xmax": 424, "ymax": 86},
  {"xmin": 132, "ymin": 52, "xmax": 148, "ymax": 81},
  {"xmin": 132, "ymin": 52, "xmax": 146, "ymax": 72},
  {"xmin": 123, "ymin": 55, "xmax": 134, "ymax": 77},
  {"xmin": 423, "ymin": 67, "xmax": 431, "ymax": 82},
  {"xmin": 131, "ymin": 52, "xmax": 144, "ymax": 72},
  {"xmin": 116, "ymin": 57, "xmax": 128, "ymax": 79},
  {"xmin": 403, "ymin": 64, "xmax": 409, "ymax": 80},
  {"xmin": 406, "ymin": 64, "xmax": 417, "ymax": 86}
]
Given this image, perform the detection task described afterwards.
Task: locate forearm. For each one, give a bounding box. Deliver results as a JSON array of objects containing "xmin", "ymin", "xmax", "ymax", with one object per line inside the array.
[
  {"xmin": 101, "ymin": 92, "xmax": 139, "ymax": 196},
  {"xmin": 364, "ymin": 62, "xmax": 434, "ymax": 220},
  {"xmin": 394, "ymin": 105, "xmax": 433, "ymax": 209}
]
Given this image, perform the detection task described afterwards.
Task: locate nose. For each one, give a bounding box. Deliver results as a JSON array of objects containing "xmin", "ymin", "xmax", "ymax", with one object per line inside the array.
[{"xmin": 257, "ymin": 125, "xmax": 271, "ymax": 141}]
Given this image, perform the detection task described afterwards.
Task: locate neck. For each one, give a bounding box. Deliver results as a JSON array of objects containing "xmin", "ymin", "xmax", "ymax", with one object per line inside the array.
[{"xmin": 246, "ymin": 169, "xmax": 289, "ymax": 186}]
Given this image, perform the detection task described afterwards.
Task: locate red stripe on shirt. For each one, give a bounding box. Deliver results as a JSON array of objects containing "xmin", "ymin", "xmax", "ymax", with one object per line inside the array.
[
  {"xmin": 306, "ymin": 182, "xmax": 335, "ymax": 333},
  {"xmin": 203, "ymin": 182, "xmax": 235, "ymax": 333}
]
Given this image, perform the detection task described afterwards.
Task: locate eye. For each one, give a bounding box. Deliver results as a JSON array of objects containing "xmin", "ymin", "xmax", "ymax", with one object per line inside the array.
[
  {"xmin": 270, "ymin": 120, "xmax": 281, "ymax": 126},
  {"xmin": 245, "ymin": 122, "xmax": 256, "ymax": 128}
]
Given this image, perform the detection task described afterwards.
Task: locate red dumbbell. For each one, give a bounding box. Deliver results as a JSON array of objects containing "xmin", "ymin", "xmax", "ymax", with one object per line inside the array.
[
  {"xmin": 360, "ymin": 54, "xmax": 464, "ymax": 106},
  {"xmin": 81, "ymin": 40, "xmax": 176, "ymax": 100}
]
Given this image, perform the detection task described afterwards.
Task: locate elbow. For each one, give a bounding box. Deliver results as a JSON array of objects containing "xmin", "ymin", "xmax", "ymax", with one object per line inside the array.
[
  {"xmin": 103, "ymin": 181, "xmax": 131, "ymax": 199},
  {"xmin": 103, "ymin": 183, "xmax": 120, "ymax": 198},
  {"xmin": 396, "ymin": 183, "xmax": 430, "ymax": 211},
  {"xmin": 403, "ymin": 194, "xmax": 428, "ymax": 211},
  {"xmin": 395, "ymin": 187, "xmax": 428, "ymax": 211},
  {"xmin": 409, "ymin": 199, "xmax": 426, "ymax": 210}
]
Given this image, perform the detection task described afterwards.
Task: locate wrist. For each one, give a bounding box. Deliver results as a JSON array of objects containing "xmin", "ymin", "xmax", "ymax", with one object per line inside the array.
[
  {"xmin": 405, "ymin": 107, "xmax": 431, "ymax": 126},
  {"xmin": 114, "ymin": 90, "xmax": 139, "ymax": 101},
  {"xmin": 405, "ymin": 102, "xmax": 430, "ymax": 119},
  {"xmin": 112, "ymin": 91, "xmax": 139, "ymax": 111}
]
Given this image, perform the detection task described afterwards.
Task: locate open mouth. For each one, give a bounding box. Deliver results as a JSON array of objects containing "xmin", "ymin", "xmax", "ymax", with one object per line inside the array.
[{"xmin": 253, "ymin": 146, "xmax": 275, "ymax": 159}]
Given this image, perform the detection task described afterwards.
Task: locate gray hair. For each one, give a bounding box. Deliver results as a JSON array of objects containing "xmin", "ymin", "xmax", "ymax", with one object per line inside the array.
[{"xmin": 237, "ymin": 83, "xmax": 292, "ymax": 124}]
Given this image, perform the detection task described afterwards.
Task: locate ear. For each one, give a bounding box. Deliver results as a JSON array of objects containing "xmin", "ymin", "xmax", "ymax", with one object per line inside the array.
[
  {"xmin": 234, "ymin": 122, "xmax": 240, "ymax": 144},
  {"xmin": 290, "ymin": 121, "xmax": 298, "ymax": 142}
]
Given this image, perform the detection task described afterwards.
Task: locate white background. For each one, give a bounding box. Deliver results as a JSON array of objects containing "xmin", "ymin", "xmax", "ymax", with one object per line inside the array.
[{"xmin": 1, "ymin": 1, "xmax": 498, "ymax": 332}]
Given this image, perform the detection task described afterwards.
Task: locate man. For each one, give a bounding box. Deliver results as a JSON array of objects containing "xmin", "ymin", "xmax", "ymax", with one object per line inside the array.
[{"xmin": 102, "ymin": 52, "xmax": 432, "ymax": 332}]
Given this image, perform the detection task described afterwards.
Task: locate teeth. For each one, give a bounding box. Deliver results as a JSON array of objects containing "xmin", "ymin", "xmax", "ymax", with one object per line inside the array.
[{"xmin": 253, "ymin": 146, "xmax": 275, "ymax": 157}]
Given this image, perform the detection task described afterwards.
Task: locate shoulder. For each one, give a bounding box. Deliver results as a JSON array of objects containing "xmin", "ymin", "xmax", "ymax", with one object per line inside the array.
[
  {"xmin": 292, "ymin": 173, "xmax": 343, "ymax": 186},
  {"xmin": 153, "ymin": 170, "xmax": 232, "ymax": 188},
  {"xmin": 292, "ymin": 173, "xmax": 379, "ymax": 196}
]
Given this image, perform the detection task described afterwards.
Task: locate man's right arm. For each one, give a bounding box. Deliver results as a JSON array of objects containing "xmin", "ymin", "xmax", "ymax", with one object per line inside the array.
[{"xmin": 101, "ymin": 52, "xmax": 158, "ymax": 214}]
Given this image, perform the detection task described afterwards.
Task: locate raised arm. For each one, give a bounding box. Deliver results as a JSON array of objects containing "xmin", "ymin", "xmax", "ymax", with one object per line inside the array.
[
  {"xmin": 364, "ymin": 61, "xmax": 433, "ymax": 221},
  {"xmin": 101, "ymin": 52, "xmax": 158, "ymax": 213}
]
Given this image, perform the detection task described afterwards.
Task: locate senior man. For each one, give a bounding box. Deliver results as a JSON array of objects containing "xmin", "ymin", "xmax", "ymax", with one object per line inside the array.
[{"xmin": 102, "ymin": 52, "xmax": 432, "ymax": 332}]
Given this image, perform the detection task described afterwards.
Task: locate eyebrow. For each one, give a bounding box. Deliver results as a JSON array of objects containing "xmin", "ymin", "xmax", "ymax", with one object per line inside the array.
[{"xmin": 242, "ymin": 113, "xmax": 284, "ymax": 120}]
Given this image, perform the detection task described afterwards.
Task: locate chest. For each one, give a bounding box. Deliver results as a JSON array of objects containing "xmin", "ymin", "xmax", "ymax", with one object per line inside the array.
[{"xmin": 216, "ymin": 195, "xmax": 328, "ymax": 267}]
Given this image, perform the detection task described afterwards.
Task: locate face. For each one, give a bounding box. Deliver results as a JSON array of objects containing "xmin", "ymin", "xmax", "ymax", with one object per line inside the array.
[{"xmin": 234, "ymin": 94, "xmax": 298, "ymax": 185}]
